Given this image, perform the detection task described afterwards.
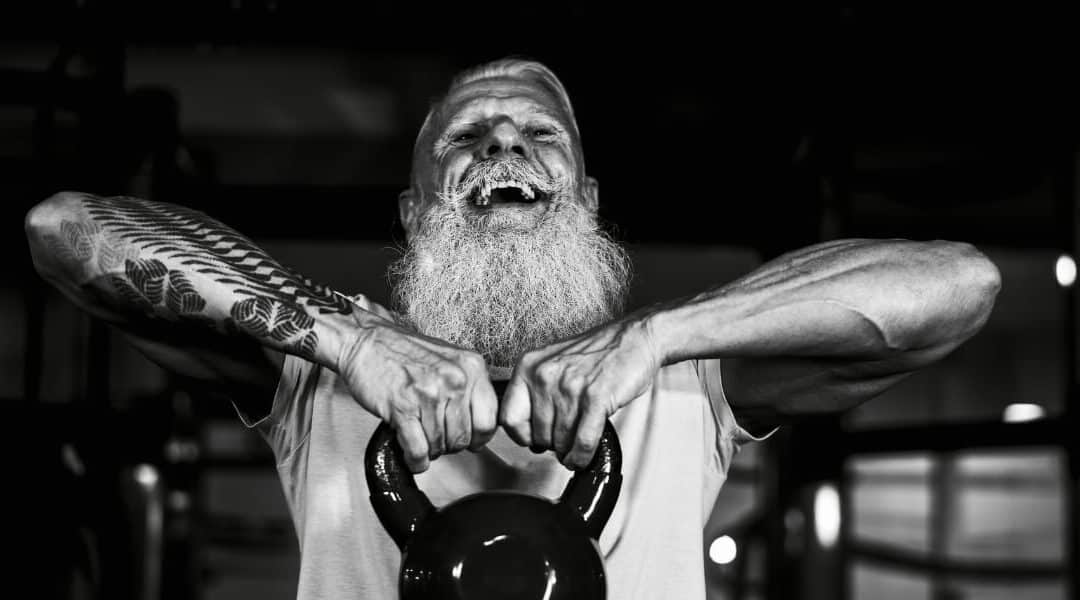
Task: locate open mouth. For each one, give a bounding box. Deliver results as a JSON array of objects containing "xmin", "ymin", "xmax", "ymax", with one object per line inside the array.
[{"xmin": 468, "ymin": 179, "xmax": 550, "ymax": 207}]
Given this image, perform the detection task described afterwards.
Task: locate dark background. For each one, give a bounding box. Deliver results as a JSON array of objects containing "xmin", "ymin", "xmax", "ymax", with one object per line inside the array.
[{"xmin": 4, "ymin": 3, "xmax": 1077, "ymax": 251}]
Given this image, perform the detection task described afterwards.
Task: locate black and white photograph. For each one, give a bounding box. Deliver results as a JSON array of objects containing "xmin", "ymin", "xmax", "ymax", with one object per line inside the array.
[{"xmin": 3, "ymin": 3, "xmax": 1077, "ymax": 599}]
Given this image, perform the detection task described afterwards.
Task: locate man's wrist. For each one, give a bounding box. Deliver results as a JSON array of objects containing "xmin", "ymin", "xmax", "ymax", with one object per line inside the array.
[
  {"xmin": 638, "ymin": 290, "xmax": 720, "ymax": 367},
  {"xmin": 325, "ymin": 308, "xmax": 386, "ymax": 374},
  {"xmin": 638, "ymin": 303, "xmax": 677, "ymax": 367}
]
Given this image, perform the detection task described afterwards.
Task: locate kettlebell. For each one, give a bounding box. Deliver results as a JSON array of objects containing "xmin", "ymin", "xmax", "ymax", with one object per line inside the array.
[{"xmin": 365, "ymin": 418, "xmax": 622, "ymax": 600}]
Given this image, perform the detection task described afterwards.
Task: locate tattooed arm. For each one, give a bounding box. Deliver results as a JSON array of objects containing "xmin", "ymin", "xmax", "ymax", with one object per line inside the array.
[
  {"xmin": 26, "ymin": 192, "xmax": 498, "ymax": 467},
  {"xmin": 23, "ymin": 191, "xmax": 362, "ymax": 415}
]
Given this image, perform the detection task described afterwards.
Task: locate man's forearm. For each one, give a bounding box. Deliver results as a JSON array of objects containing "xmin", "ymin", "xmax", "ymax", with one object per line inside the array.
[
  {"xmin": 646, "ymin": 238, "xmax": 1002, "ymax": 364},
  {"xmin": 25, "ymin": 191, "xmax": 365, "ymax": 370}
]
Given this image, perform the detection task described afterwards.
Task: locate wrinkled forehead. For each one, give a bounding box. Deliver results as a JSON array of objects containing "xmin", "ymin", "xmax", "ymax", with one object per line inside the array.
[{"xmin": 435, "ymin": 76, "xmax": 577, "ymax": 137}]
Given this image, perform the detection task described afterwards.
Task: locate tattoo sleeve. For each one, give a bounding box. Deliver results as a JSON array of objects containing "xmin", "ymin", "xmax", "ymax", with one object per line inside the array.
[{"xmin": 28, "ymin": 192, "xmax": 359, "ymax": 366}]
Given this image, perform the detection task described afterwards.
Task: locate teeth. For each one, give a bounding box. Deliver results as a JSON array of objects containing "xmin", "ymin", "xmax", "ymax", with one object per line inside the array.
[{"xmin": 472, "ymin": 178, "xmax": 537, "ymax": 205}]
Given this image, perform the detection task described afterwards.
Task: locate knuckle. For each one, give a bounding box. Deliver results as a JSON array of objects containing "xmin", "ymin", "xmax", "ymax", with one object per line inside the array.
[
  {"xmin": 441, "ymin": 364, "xmax": 468, "ymax": 389},
  {"xmin": 464, "ymin": 352, "xmax": 486, "ymax": 373},
  {"xmin": 534, "ymin": 361, "xmax": 561, "ymax": 384},
  {"xmin": 411, "ymin": 376, "xmax": 440, "ymax": 400},
  {"xmin": 560, "ymin": 372, "xmax": 586, "ymax": 395}
]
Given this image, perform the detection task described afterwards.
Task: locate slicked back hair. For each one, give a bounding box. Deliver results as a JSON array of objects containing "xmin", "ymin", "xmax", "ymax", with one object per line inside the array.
[{"xmin": 411, "ymin": 58, "xmax": 582, "ymax": 185}]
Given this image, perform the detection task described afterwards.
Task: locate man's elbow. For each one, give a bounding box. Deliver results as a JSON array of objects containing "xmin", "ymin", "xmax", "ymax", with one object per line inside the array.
[
  {"xmin": 955, "ymin": 240, "xmax": 1000, "ymax": 300},
  {"xmin": 25, "ymin": 194, "xmax": 52, "ymax": 241},
  {"xmin": 25, "ymin": 191, "xmax": 82, "ymax": 239},
  {"xmin": 25, "ymin": 191, "xmax": 87, "ymax": 279},
  {"xmin": 941, "ymin": 240, "xmax": 1002, "ymax": 334}
]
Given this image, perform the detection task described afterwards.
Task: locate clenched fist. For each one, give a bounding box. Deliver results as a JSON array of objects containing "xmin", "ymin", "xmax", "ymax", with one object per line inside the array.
[
  {"xmin": 499, "ymin": 315, "xmax": 662, "ymax": 469},
  {"xmin": 337, "ymin": 314, "xmax": 498, "ymax": 473}
]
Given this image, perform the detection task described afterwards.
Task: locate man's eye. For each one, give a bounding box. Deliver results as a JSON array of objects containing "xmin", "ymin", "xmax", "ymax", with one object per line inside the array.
[
  {"xmin": 451, "ymin": 132, "xmax": 477, "ymax": 144},
  {"xmin": 530, "ymin": 127, "xmax": 556, "ymax": 139}
]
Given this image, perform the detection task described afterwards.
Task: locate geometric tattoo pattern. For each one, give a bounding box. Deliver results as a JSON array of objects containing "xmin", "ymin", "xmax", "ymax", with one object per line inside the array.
[
  {"xmin": 231, "ymin": 297, "xmax": 319, "ymax": 359},
  {"xmin": 56, "ymin": 194, "xmax": 353, "ymax": 360},
  {"xmin": 81, "ymin": 195, "xmax": 353, "ymax": 315}
]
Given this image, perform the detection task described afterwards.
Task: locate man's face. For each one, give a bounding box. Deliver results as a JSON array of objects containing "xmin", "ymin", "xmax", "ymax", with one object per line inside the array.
[
  {"xmin": 406, "ymin": 76, "xmax": 595, "ymax": 232},
  {"xmin": 392, "ymin": 73, "xmax": 627, "ymax": 369}
]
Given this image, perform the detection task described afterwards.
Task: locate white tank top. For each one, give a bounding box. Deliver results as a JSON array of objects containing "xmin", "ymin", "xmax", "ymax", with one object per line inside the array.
[{"xmin": 240, "ymin": 294, "xmax": 768, "ymax": 599}]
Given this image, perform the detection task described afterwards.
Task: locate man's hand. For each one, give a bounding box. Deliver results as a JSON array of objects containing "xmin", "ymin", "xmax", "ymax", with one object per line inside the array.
[
  {"xmin": 499, "ymin": 315, "xmax": 662, "ymax": 469},
  {"xmin": 337, "ymin": 315, "xmax": 498, "ymax": 473}
]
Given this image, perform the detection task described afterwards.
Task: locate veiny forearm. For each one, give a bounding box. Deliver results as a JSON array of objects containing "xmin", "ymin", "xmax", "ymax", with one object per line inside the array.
[
  {"xmin": 25, "ymin": 191, "xmax": 366, "ymax": 369},
  {"xmin": 647, "ymin": 238, "xmax": 1002, "ymax": 364}
]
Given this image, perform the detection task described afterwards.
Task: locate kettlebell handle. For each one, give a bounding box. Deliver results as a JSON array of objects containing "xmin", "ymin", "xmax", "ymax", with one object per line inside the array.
[
  {"xmin": 365, "ymin": 419, "xmax": 623, "ymax": 549},
  {"xmin": 364, "ymin": 422, "xmax": 435, "ymax": 549}
]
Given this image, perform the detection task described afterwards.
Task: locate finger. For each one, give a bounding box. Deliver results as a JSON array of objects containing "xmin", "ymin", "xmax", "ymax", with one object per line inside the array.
[
  {"xmin": 444, "ymin": 391, "xmax": 472, "ymax": 454},
  {"xmin": 499, "ymin": 370, "xmax": 532, "ymax": 447},
  {"xmin": 420, "ymin": 394, "xmax": 447, "ymax": 459},
  {"xmin": 470, "ymin": 378, "xmax": 498, "ymax": 451},
  {"xmin": 529, "ymin": 385, "xmax": 555, "ymax": 454},
  {"xmin": 553, "ymin": 376, "xmax": 582, "ymax": 460},
  {"xmin": 396, "ymin": 418, "xmax": 430, "ymax": 473},
  {"xmin": 564, "ymin": 401, "xmax": 608, "ymax": 470}
]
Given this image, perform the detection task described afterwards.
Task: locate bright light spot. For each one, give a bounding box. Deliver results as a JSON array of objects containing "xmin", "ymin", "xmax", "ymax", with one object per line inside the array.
[
  {"xmin": 708, "ymin": 535, "xmax": 738, "ymax": 564},
  {"xmin": 60, "ymin": 443, "xmax": 85, "ymax": 477},
  {"xmin": 133, "ymin": 464, "xmax": 158, "ymax": 488},
  {"xmin": 1056, "ymin": 254, "xmax": 1076, "ymax": 287},
  {"xmin": 1003, "ymin": 403, "xmax": 1045, "ymax": 423},
  {"xmin": 451, "ymin": 560, "xmax": 463, "ymax": 580},
  {"xmin": 542, "ymin": 560, "xmax": 558, "ymax": 600},
  {"xmin": 813, "ymin": 484, "xmax": 841, "ymax": 548}
]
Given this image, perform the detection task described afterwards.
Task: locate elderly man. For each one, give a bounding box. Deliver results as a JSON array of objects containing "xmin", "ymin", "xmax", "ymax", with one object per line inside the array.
[{"xmin": 26, "ymin": 58, "xmax": 1000, "ymax": 599}]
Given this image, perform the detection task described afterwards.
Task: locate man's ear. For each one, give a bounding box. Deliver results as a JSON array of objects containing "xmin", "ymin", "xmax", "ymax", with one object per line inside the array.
[
  {"xmin": 398, "ymin": 187, "xmax": 422, "ymax": 237},
  {"xmin": 583, "ymin": 176, "xmax": 599, "ymax": 212}
]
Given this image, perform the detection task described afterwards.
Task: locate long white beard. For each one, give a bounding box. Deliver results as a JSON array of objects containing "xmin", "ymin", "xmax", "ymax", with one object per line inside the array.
[{"xmin": 390, "ymin": 199, "xmax": 631, "ymax": 369}]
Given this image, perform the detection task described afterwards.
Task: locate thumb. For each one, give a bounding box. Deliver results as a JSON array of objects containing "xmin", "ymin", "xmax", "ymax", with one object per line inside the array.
[{"xmin": 498, "ymin": 370, "xmax": 532, "ymax": 447}]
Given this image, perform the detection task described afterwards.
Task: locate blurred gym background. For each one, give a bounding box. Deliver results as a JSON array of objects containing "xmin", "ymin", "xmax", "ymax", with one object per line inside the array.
[{"xmin": 3, "ymin": 3, "xmax": 1079, "ymax": 599}]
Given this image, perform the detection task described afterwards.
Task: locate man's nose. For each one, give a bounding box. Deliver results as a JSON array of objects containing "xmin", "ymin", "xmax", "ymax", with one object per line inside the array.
[{"xmin": 483, "ymin": 121, "xmax": 528, "ymax": 159}]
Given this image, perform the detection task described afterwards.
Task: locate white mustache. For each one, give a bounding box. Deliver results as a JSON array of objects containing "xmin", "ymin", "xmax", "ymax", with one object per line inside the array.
[{"xmin": 441, "ymin": 159, "xmax": 567, "ymax": 206}]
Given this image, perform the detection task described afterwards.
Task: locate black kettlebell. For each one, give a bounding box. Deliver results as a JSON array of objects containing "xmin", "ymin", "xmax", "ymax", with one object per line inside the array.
[{"xmin": 365, "ymin": 418, "xmax": 622, "ymax": 600}]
